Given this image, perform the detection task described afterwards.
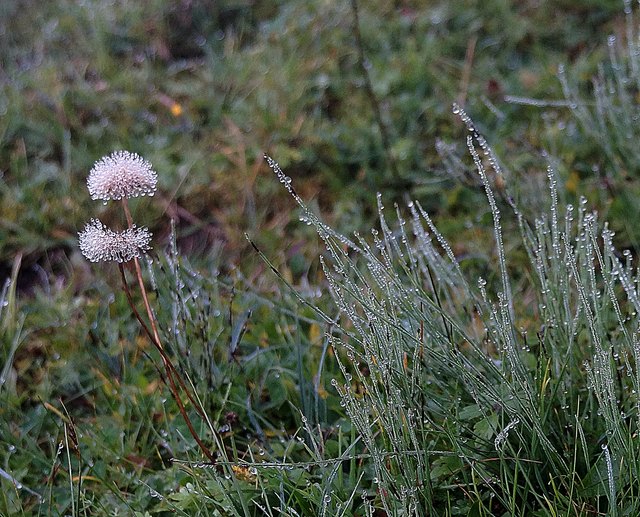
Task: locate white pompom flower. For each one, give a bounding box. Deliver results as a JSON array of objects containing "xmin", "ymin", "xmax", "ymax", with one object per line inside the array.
[
  {"xmin": 78, "ymin": 219, "xmax": 152, "ymax": 263},
  {"xmin": 87, "ymin": 150, "xmax": 157, "ymax": 201}
]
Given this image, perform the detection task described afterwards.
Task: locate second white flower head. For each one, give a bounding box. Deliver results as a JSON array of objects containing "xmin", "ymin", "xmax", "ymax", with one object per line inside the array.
[
  {"xmin": 78, "ymin": 219, "xmax": 152, "ymax": 263},
  {"xmin": 87, "ymin": 150, "xmax": 157, "ymax": 201}
]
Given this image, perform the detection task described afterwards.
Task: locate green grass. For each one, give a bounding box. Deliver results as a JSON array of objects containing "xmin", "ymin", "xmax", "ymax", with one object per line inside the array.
[{"xmin": 3, "ymin": 0, "xmax": 640, "ymax": 515}]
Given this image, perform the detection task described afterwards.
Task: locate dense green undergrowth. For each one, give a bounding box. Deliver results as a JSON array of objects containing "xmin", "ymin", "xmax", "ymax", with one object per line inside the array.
[{"xmin": 4, "ymin": 0, "xmax": 640, "ymax": 515}]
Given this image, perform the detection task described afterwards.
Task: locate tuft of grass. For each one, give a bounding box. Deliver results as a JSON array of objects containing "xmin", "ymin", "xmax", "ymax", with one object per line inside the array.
[{"xmin": 257, "ymin": 102, "xmax": 640, "ymax": 513}]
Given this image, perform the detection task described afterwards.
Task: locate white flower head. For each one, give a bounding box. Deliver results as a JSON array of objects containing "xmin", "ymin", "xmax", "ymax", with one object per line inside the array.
[
  {"xmin": 87, "ymin": 151, "xmax": 157, "ymax": 201},
  {"xmin": 79, "ymin": 219, "xmax": 152, "ymax": 263}
]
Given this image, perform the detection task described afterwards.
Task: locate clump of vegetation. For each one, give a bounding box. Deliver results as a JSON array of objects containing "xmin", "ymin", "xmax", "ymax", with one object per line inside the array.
[{"xmin": 251, "ymin": 106, "xmax": 640, "ymax": 514}]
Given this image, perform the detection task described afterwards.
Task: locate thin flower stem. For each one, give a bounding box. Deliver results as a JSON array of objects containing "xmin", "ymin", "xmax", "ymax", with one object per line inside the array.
[
  {"xmin": 118, "ymin": 263, "xmax": 156, "ymax": 347},
  {"xmin": 119, "ymin": 201, "xmax": 214, "ymax": 462},
  {"xmin": 121, "ymin": 201, "xmax": 163, "ymax": 350},
  {"xmin": 118, "ymin": 263, "xmax": 215, "ymax": 463},
  {"xmin": 117, "ymin": 263, "xmax": 206, "ymax": 420}
]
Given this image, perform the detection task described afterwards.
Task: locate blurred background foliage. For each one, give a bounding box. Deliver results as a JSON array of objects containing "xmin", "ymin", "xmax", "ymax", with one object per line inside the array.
[
  {"xmin": 0, "ymin": 0, "xmax": 629, "ymax": 276},
  {"xmin": 2, "ymin": 0, "xmax": 639, "ymax": 513}
]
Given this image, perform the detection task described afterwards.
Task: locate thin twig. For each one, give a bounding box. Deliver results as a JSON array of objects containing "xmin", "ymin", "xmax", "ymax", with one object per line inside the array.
[
  {"xmin": 350, "ymin": 0, "xmax": 399, "ymax": 182},
  {"xmin": 457, "ymin": 34, "xmax": 477, "ymax": 108}
]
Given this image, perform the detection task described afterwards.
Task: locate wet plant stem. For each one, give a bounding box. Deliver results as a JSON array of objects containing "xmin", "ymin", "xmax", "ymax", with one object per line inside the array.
[
  {"xmin": 120, "ymin": 202, "xmax": 204, "ymax": 412},
  {"xmin": 116, "ymin": 263, "xmax": 205, "ymax": 419},
  {"xmin": 119, "ymin": 200, "xmax": 215, "ymax": 463}
]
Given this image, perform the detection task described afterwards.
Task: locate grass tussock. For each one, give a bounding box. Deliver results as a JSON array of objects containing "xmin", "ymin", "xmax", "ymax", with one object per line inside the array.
[{"xmin": 257, "ymin": 104, "xmax": 640, "ymax": 514}]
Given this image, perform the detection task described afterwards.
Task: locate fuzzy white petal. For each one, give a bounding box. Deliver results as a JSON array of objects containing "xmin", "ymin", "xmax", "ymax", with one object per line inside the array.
[{"xmin": 87, "ymin": 151, "xmax": 157, "ymax": 200}]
